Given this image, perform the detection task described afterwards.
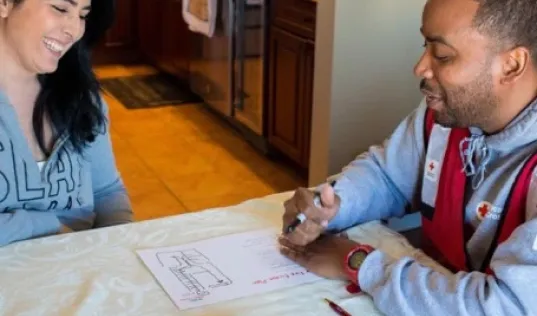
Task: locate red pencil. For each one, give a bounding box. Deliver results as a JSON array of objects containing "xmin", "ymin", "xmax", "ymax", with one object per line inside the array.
[{"xmin": 324, "ymin": 298, "xmax": 352, "ymax": 316}]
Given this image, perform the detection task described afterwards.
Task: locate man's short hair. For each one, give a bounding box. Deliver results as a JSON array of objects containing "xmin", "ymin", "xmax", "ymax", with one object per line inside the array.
[{"xmin": 472, "ymin": 0, "xmax": 537, "ymax": 64}]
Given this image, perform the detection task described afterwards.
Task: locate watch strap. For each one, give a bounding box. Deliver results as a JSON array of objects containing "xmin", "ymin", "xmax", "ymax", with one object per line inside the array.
[{"xmin": 344, "ymin": 244, "xmax": 374, "ymax": 290}]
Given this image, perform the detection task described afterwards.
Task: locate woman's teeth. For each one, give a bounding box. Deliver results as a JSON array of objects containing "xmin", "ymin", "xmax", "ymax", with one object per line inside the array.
[{"xmin": 43, "ymin": 39, "xmax": 64, "ymax": 54}]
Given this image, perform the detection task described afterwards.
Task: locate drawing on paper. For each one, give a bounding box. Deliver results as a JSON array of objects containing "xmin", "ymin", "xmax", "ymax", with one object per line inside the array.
[
  {"xmin": 156, "ymin": 249, "xmax": 232, "ymax": 297},
  {"xmin": 137, "ymin": 229, "xmax": 324, "ymax": 310}
]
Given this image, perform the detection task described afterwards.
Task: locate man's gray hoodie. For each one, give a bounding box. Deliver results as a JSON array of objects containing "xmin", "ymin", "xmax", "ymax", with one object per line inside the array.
[{"xmin": 327, "ymin": 98, "xmax": 537, "ymax": 316}]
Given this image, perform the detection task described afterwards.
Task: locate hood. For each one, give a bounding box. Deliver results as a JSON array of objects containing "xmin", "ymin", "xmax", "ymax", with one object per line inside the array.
[
  {"xmin": 478, "ymin": 97, "xmax": 537, "ymax": 151},
  {"xmin": 462, "ymin": 97, "xmax": 537, "ymax": 189}
]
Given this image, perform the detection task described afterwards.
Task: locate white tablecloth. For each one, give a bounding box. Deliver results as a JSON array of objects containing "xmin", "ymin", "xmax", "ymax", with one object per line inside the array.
[{"xmin": 0, "ymin": 192, "xmax": 445, "ymax": 316}]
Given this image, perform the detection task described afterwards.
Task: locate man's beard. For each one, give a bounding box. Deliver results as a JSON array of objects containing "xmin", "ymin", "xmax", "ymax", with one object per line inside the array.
[{"xmin": 421, "ymin": 71, "xmax": 497, "ymax": 129}]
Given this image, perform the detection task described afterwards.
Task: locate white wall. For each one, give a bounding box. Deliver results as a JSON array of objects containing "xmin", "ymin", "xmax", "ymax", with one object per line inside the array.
[{"xmin": 309, "ymin": 0, "xmax": 427, "ymax": 186}]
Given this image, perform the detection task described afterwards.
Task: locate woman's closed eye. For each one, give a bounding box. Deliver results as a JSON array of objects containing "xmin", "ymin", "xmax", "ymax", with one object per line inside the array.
[
  {"xmin": 52, "ymin": 5, "xmax": 89, "ymax": 20},
  {"xmin": 51, "ymin": 5, "xmax": 68, "ymax": 13}
]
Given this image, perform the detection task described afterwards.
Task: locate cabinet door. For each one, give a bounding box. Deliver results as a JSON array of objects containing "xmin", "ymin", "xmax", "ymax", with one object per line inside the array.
[
  {"xmin": 300, "ymin": 40, "xmax": 315, "ymax": 168},
  {"xmin": 268, "ymin": 26, "xmax": 310, "ymax": 165},
  {"xmin": 103, "ymin": 0, "xmax": 137, "ymax": 49},
  {"xmin": 138, "ymin": 0, "xmax": 164, "ymax": 64},
  {"xmin": 92, "ymin": 0, "xmax": 138, "ymax": 64},
  {"xmin": 161, "ymin": 0, "xmax": 191, "ymax": 83}
]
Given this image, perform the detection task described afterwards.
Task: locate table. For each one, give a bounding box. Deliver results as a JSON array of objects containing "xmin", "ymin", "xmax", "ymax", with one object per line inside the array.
[{"xmin": 0, "ymin": 192, "xmax": 445, "ymax": 316}]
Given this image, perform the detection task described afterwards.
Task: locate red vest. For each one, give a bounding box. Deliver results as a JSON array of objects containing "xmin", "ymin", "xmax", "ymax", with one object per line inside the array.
[{"xmin": 420, "ymin": 109, "xmax": 536, "ymax": 275}]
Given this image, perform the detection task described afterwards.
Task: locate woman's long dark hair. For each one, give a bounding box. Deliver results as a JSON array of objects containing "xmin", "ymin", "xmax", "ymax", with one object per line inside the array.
[{"xmin": 25, "ymin": 0, "xmax": 116, "ymax": 155}]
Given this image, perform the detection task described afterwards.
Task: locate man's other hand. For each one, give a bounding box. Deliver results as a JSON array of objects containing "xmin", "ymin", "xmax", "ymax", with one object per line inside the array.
[{"xmin": 278, "ymin": 234, "xmax": 358, "ymax": 281}]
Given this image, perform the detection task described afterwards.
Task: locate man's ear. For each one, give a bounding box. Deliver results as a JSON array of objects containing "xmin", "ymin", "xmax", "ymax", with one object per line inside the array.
[
  {"xmin": 0, "ymin": 0, "xmax": 12, "ymax": 19},
  {"xmin": 500, "ymin": 47, "xmax": 531, "ymax": 85}
]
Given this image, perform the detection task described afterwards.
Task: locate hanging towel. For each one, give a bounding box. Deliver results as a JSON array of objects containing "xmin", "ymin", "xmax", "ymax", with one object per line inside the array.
[{"xmin": 182, "ymin": 0, "xmax": 217, "ymax": 38}]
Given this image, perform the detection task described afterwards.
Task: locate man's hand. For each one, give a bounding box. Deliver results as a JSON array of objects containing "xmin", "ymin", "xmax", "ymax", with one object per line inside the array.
[
  {"xmin": 282, "ymin": 183, "xmax": 341, "ymax": 246},
  {"xmin": 278, "ymin": 234, "xmax": 359, "ymax": 281}
]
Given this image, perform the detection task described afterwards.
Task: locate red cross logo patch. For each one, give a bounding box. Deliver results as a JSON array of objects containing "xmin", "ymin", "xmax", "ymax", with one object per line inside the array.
[
  {"xmin": 477, "ymin": 202, "xmax": 491, "ymax": 220},
  {"xmin": 476, "ymin": 201, "xmax": 501, "ymax": 221},
  {"xmin": 424, "ymin": 159, "xmax": 439, "ymax": 182}
]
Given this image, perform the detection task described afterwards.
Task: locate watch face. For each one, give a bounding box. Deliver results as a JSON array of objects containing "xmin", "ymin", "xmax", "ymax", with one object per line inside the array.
[{"xmin": 348, "ymin": 251, "xmax": 368, "ymax": 269}]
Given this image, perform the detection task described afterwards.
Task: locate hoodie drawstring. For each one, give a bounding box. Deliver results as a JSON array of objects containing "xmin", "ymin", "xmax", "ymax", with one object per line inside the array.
[{"xmin": 459, "ymin": 135, "xmax": 491, "ymax": 189}]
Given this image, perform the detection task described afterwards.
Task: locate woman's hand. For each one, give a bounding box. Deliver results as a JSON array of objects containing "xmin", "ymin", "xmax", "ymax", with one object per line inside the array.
[{"xmin": 59, "ymin": 224, "xmax": 73, "ymax": 234}]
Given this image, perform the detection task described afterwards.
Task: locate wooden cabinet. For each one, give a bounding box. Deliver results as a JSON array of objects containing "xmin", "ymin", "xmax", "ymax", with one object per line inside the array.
[
  {"xmin": 268, "ymin": 27, "xmax": 313, "ymax": 165},
  {"xmin": 103, "ymin": 0, "xmax": 137, "ymax": 49},
  {"xmin": 92, "ymin": 0, "xmax": 139, "ymax": 64},
  {"xmin": 267, "ymin": 0, "xmax": 316, "ymax": 170},
  {"xmin": 93, "ymin": 0, "xmax": 191, "ymax": 80},
  {"xmin": 273, "ymin": 0, "xmax": 317, "ymax": 39},
  {"xmin": 138, "ymin": 0, "xmax": 190, "ymax": 83},
  {"xmin": 138, "ymin": 0, "xmax": 164, "ymax": 65},
  {"xmin": 301, "ymin": 41, "xmax": 315, "ymax": 168},
  {"xmin": 160, "ymin": 0, "xmax": 191, "ymax": 83}
]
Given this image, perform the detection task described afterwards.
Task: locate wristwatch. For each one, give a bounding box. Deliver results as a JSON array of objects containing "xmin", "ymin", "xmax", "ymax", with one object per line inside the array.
[{"xmin": 344, "ymin": 244, "xmax": 374, "ymax": 292}]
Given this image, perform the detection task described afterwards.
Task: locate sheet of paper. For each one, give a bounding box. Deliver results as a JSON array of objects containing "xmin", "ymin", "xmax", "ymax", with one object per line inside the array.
[{"xmin": 136, "ymin": 229, "xmax": 322, "ymax": 310}]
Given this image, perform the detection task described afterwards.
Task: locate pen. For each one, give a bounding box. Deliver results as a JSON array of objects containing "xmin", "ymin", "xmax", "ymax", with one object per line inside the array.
[
  {"xmin": 285, "ymin": 213, "xmax": 306, "ymax": 234},
  {"xmin": 324, "ymin": 298, "xmax": 352, "ymax": 316},
  {"xmin": 284, "ymin": 180, "xmax": 337, "ymax": 234}
]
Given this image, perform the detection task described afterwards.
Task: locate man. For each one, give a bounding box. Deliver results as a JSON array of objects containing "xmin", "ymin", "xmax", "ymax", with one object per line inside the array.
[{"xmin": 278, "ymin": 0, "xmax": 537, "ymax": 315}]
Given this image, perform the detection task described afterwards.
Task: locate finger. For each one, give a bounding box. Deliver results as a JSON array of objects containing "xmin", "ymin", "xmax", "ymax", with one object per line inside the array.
[
  {"xmin": 320, "ymin": 184, "xmax": 339, "ymax": 220},
  {"xmin": 283, "ymin": 198, "xmax": 295, "ymax": 214},
  {"xmin": 295, "ymin": 196, "xmax": 324, "ymax": 224},
  {"xmin": 278, "ymin": 235, "xmax": 307, "ymax": 252},
  {"xmin": 282, "ymin": 197, "xmax": 301, "ymax": 233},
  {"xmin": 294, "ymin": 218, "xmax": 325, "ymax": 240},
  {"xmin": 279, "ymin": 245, "xmax": 298, "ymax": 261},
  {"xmin": 295, "ymin": 187, "xmax": 316, "ymax": 208},
  {"xmin": 283, "ymin": 188, "xmax": 330, "ymax": 243},
  {"xmin": 295, "ymin": 188, "xmax": 336, "ymax": 225},
  {"xmin": 285, "ymin": 225, "xmax": 313, "ymax": 246},
  {"xmin": 281, "ymin": 235, "xmax": 328, "ymax": 258},
  {"xmin": 279, "ymin": 245, "xmax": 311, "ymax": 267},
  {"xmin": 283, "ymin": 190, "xmax": 311, "ymax": 221},
  {"xmin": 282, "ymin": 210, "xmax": 298, "ymax": 232},
  {"xmin": 283, "ymin": 189, "xmax": 315, "ymax": 228},
  {"xmin": 286, "ymin": 208, "xmax": 325, "ymax": 244},
  {"xmin": 303, "ymin": 217, "xmax": 326, "ymax": 233},
  {"xmin": 320, "ymin": 183, "xmax": 336, "ymax": 207}
]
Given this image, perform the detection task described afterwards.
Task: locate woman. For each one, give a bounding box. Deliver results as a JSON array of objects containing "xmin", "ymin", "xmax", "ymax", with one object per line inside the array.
[{"xmin": 0, "ymin": 0, "xmax": 133, "ymax": 246}]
